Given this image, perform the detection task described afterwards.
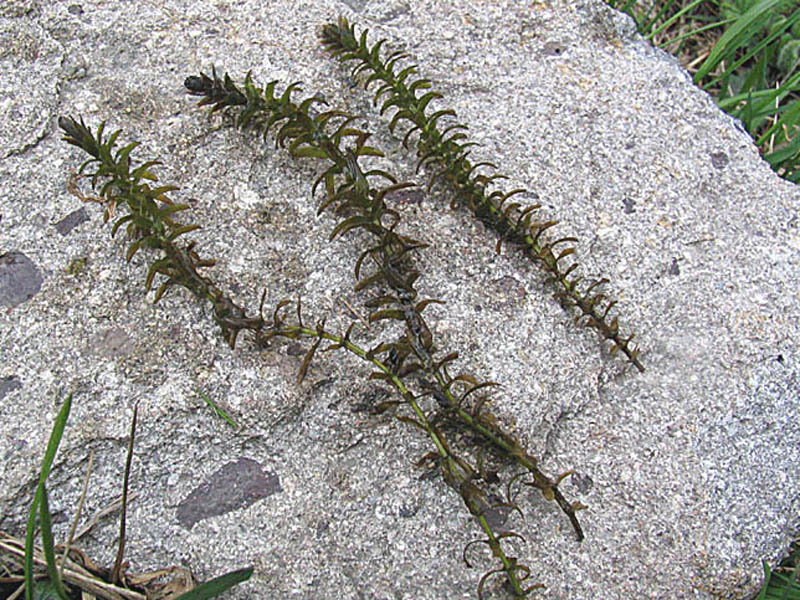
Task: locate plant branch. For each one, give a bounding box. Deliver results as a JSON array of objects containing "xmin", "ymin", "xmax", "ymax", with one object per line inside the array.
[
  {"xmin": 60, "ymin": 116, "xmax": 539, "ymax": 597},
  {"xmin": 184, "ymin": 69, "xmax": 585, "ymax": 543},
  {"xmin": 319, "ymin": 16, "xmax": 645, "ymax": 373}
]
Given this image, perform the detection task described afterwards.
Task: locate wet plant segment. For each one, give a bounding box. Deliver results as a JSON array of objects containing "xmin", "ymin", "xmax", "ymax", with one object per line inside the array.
[
  {"xmin": 182, "ymin": 69, "xmax": 586, "ymax": 597},
  {"xmin": 59, "ymin": 115, "xmax": 581, "ymax": 598},
  {"xmin": 319, "ymin": 17, "xmax": 644, "ymax": 372}
]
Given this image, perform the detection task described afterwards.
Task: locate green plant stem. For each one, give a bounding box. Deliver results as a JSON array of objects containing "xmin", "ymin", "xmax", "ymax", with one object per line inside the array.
[
  {"xmin": 60, "ymin": 116, "xmax": 538, "ymax": 597},
  {"xmin": 319, "ymin": 17, "xmax": 644, "ymax": 373},
  {"xmin": 184, "ymin": 69, "xmax": 585, "ymax": 544},
  {"xmin": 274, "ymin": 319, "xmax": 539, "ymax": 595}
]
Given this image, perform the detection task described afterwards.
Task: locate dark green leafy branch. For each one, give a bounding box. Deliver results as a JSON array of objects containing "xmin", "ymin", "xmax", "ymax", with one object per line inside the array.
[
  {"xmin": 59, "ymin": 116, "xmax": 564, "ymax": 598},
  {"xmin": 183, "ymin": 67, "xmax": 585, "ymax": 531},
  {"xmin": 319, "ymin": 16, "xmax": 645, "ymax": 373},
  {"xmin": 183, "ymin": 69, "xmax": 588, "ymax": 596}
]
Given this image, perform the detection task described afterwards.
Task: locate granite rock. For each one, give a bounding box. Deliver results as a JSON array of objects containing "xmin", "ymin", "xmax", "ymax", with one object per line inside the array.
[{"xmin": 0, "ymin": 1, "xmax": 798, "ymax": 599}]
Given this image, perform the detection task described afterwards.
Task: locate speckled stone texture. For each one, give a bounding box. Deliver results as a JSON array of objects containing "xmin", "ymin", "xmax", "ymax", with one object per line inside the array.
[{"xmin": 1, "ymin": 1, "xmax": 798, "ymax": 599}]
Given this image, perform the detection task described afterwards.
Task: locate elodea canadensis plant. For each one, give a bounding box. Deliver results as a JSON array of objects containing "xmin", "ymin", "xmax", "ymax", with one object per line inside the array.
[
  {"xmin": 60, "ymin": 113, "xmax": 584, "ymax": 599},
  {"xmin": 319, "ymin": 16, "xmax": 645, "ymax": 373},
  {"xmin": 183, "ymin": 69, "xmax": 586, "ymax": 528}
]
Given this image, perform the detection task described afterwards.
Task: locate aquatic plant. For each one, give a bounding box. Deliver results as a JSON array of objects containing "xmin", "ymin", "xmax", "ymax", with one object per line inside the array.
[
  {"xmin": 319, "ymin": 16, "xmax": 645, "ymax": 372},
  {"xmin": 60, "ymin": 114, "xmax": 582, "ymax": 598},
  {"xmin": 184, "ymin": 67, "xmax": 585, "ymax": 527}
]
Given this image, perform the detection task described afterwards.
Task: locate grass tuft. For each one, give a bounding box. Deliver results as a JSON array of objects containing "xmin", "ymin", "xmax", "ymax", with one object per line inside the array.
[{"xmin": 609, "ymin": 0, "xmax": 800, "ymax": 182}]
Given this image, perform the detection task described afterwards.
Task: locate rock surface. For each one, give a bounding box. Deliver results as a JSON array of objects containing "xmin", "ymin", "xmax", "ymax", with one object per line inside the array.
[{"xmin": 0, "ymin": 1, "xmax": 798, "ymax": 599}]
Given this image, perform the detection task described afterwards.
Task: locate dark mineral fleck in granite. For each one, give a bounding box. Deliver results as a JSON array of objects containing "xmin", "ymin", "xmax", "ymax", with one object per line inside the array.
[
  {"xmin": 177, "ymin": 457, "xmax": 282, "ymax": 529},
  {"xmin": 710, "ymin": 151, "xmax": 729, "ymax": 170},
  {"xmin": 0, "ymin": 252, "xmax": 43, "ymax": 308},
  {"xmin": 55, "ymin": 207, "xmax": 89, "ymax": 235},
  {"xmin": 0, "ymin": 375, "xmax": 22, "ymax": 400}
]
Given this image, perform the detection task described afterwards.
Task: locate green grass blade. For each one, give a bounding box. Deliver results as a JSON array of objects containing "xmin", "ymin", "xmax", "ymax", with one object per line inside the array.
[
  {"xmin": 25, "ymin": 393, "xmax": 72, "ymax": 600},
  {"xmin": 196, "ymin": 389, "xmax": 239, "ymax": 428},
  {"xmin": 737, "ymin": 48, "xmax": 769, "ymax": 101},
  {"xmin": 656, "ymin": 18, "xmax": 734, "ymax": 50},
  {"xmin": 718, "ymin": 88, "xmax": 782, "ymax": 112},
  {"xmin": 38, "ymin": 394, "xmax": 72, "ymax": 484},
  {"xmin": 640, "ymin": 0, "xmax": 679, "ymax": 36},
  {"xmin": 717, "ymin": 69, "xmax": 800, "ymax": 117},
  {"xmin": 756, "ymin": 559, "xmax": 800, "ymax": 600},
  {"xmin": 714, "ymin": 16, "xmax": 799, "ymax": 93},
  {"xmin": 746, "ymin": 89, "xmax": 755, "ymax": 134},
  {"xmin": 32, "ymin": 580, "xmax": 62, "ymax": 599},
  {"xmin": 784, "ymin": 562, "xmax": 800, "ymax": 599},
  {"xmin": 25, "ymin": 487, "xmax": 40, "ymax": 600},
  {"xmin": 39, "ymin": 485, "xmax": 70, "ymax": 600},
  {"xmin": 769, "ymin": 573, "xmax": 800, "ymax": 599},
  {"xmin": 172, "ymin": 567, "xmax": 254, "ymax": 600},
  {"xmin": 615, "ymin": 0, "xmax": 639, "ymax": 13},
  {"xmin": 694, "ymin": 0, "xmax": 784, "ymax": 83},
  {"xmin": 647, "ymin": 0, "xmax": 705, "ymax": 41},
  {"xmin": 754, "ymin": 72, "xmax": 800, "ymax": 144},
  {"xmin": 764, "ymin": 129, "xmax": 800, "ymax": 167},
  {"xmin": 758, "ymin": 561, "xmax": 771, "ymax": 600}
]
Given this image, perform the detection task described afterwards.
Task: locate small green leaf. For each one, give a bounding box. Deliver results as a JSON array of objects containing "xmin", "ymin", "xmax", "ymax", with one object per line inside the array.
[
  {"xmin": 111, "ymin": 214, "xmax": 134, "ymax": 237},
  {"xmin": 144, "ymin": 258, "xmax": 170, "ymax": 292},
  {"xmin": 395, "ymin": 414, "xmax": 425, "ymax": 430},
  {"xmin": 365, "ymin": 341, "xmax": 394, "ymax": 360},
  {"xmin": 395, "ymin": 64, "xmax": 418, "ymax": 84},
  {"xmin": 131, "ymin": 160, "xmax": 162, "ymax": 183},
  {"xmin": 354, "ymin": 145, "xmax": 383, "ymax": 157},
  {"xmin": 354, "ymin": 270, "xmax": 385, "ymax": 292},
  {"xmin": 329, "ymin": 215, "xmax": 373, "ymax": 241},
  {"xmin": 153, "ymin": 280, "xmax": 172, "ymax": 303},
  {"xmin": 150, "ymin": 186, "xmax": 182, "ymax": 199},
  {"xmin": 380, "ymin": 95, "xmax": 404, "ymax": 116},
  {"xmin": 388, "ymin": 109, "xmax": 414, "ymax": 134},
  {"xmin": 106, "ymin": 128, "xmax": 121, "ymax": 150},
  {"xmin": 172, "ymin": 567, "xmax": 254, "ymax": 600},
  {"xmin": 368, "ymin": 308, "xmax": 405, "ymax": 323},
  {"xmin": 114, "ymin": 141, "xmax": 140, "ymax": 163},
  {"xmin": 416, "ymin": 91, "xmax": 443, "ymax": 115},
  {"xmin": 408, "ymin": 78, "xmax": 432, "ymax": 94},
  {"xmin": 168, "ymin": 223, "xmax": 202, "ymax": 241},
  {"xmin": 414, "ymin": 298, "xmax": 445, "ymax": 314},
  {"xmin": 26, "ymin": 394, "xmax": 72, "ymax": 600},
  {"xmin": 291, "ymin": 146, "xmax": 330, "ymax": 159},
  {"xmin": 297, "ymin": 336, "xmax": 323, "ymax": 384},
  {"xmin": 125, "ymin": 239, "xmax": 145, "ymax": 262},
  {"xmin": 196, "ymin": 389, "xmax": 239, "ymax": 428}
]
